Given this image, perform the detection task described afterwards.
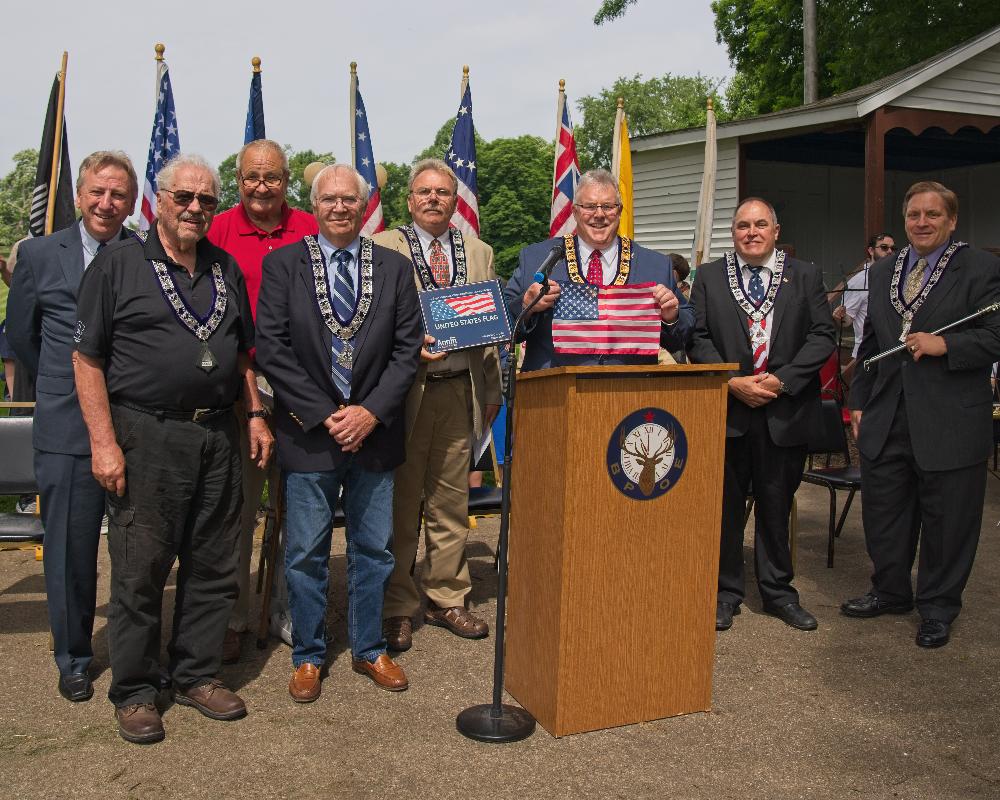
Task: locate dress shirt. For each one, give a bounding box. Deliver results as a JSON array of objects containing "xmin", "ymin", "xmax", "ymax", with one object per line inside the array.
[
  {"xmin": 80, "ymin": 221, "xmax": 111, "ymax": 270},
  {"xmin": 843, "ymin": 264, "xmax": 870, "ymax": 357},
  {"xmin": 904, "ymin": 240, "xmax": 951, "ymax": 286},
  {"xmin": 318, "ymin": 234, "xmax": 360, "ymax": 300},
  {"xmin": 577, "ymin": 239, "xmax": 621, "ymax": 286}
]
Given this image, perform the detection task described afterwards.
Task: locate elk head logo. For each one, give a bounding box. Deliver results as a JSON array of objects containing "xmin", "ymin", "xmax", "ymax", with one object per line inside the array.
[{"xmin": 619, "ymin": 424, "xmax": 676, "ymax": 497}]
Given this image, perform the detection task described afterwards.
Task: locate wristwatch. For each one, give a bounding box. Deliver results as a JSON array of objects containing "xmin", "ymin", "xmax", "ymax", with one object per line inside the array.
[
  {"xmin": 246, "ymin": 408, "xmax": 269, "ymax": 420},
  {"xmin": 777, "ymin": 380, "xmax": 789, "ymax": 395}
]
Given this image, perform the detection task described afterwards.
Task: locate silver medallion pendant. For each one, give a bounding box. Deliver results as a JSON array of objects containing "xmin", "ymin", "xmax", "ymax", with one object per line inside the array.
[
  {"xmin": 337, "ymin": 341, "xmax": 354, "ymax": 368},
  {"xmin": 750, "ymin": 321, "xmax": 768, "ymax": 349},
  {"xmin": 899, "ymin": 313, "xmax": 913, "ymax": 343},
  {"xmin": 198, "ymin": 341, "xmax": 218, "ymax": 373}
]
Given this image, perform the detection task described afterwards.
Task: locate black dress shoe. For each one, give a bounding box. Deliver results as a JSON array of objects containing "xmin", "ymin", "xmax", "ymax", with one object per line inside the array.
[
  {"xmin": 716, "ymin": 601, "xmax": 740, "ymax": 631},
  {"xmin": 916, "ymin": 619, "xmax": 950, "ymax": 648},
  {"xmin": 841, "ymin": 592, "xmax": 913, "ymax": 618},
  {"xmin": 764, "ymin": 601, "xmax": 818, "ymax": 631},
  {"xmin": 58, "ymin": 672, "xmax": 93, "ymax": 702}
]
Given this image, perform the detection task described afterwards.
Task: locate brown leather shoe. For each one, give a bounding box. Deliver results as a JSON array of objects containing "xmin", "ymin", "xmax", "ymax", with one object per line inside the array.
[
  {"xmin": 424, "ymin": 604, "xmax": 489, "ymax": 639},
  {"xmin": 222, "ymin": 628, "xmax": 241, "ymax": 664},
  {"xmin": 288, "ymin": 663, "xmax": 321, "ymax": 703},
  {"xmin": 174, "ymin": 679, "xmax": 247, "ymax": 720},
  {"xmin": 115, "ymin": 703, "xmax": 165, "ymax": 744},
  {"xmin": 383, "ymin": 616, "xmax": 413, "ymax": 651},
  {"xmin": 352, "ymin": 653, "xmax": 408, "ymax": 691}
]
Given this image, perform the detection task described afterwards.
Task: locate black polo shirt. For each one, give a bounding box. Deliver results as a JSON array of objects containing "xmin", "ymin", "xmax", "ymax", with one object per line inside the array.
[{"xmin": 74, "ymin": 223, "xmax": 254, "ymax": 412}]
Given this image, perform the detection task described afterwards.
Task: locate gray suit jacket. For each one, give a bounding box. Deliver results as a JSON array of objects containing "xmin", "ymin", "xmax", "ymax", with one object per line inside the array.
[{"xmin": 7, "ymin": 224, "xmax": 126, "ymax": 455}]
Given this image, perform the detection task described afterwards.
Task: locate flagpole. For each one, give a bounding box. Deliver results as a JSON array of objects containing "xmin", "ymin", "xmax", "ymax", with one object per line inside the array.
[
  {"xmin": 349, "ymin": 62, "xmax": 358, "ymax": 165},
  {"xmin": 692, "ymin": 97, "xmax": 717, "ymax": 268},
  {"xmin": 460, "ymin": 64, "xmax": 469, "ymax": 101},
  {"xmin": 44, "ymin": 51, "xmax": 68, "ymax": 236},
  {"xmin": 611, "ymin": 97, "xmax": 624, "ymax": 181},
  {"xmin": 552, "ymin": 79, "xmax": 565, "ymax": 201},
  {"xmin": 153, "ymin": 43, "xmax": 165, "ymax": 100}
]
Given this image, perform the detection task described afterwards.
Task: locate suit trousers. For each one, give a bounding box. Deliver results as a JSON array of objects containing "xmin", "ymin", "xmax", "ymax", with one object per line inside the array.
[
  {"xmin": 860, "ymin": 395, "xmax": 985, "ymax": 623},
  {"xmin": 105, "ymin": 405, "xmax": 241, "ymax": 707},
  {"xmin": 384, "ymin": 375, "xmax": 473, "ymax": 618},
  {"xmin": 35, "ymin": 450, "xmax": 106, "ymax": 676},
  {"xmin": 719, "ymin": 407, "xmax": 806, "ymax": 607}
]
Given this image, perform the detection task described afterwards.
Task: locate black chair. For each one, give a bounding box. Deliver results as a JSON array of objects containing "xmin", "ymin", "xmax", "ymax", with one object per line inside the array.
[
  {"xmin": 800, "ymin": 399, "xmax": 861, "ymax": 568},
  {"xmin": 0, "ymin": 414, "xmax": 44, "ymax": 544}
]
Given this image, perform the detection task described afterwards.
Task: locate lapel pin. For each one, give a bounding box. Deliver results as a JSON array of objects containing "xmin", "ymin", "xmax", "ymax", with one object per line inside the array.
[{"xmin": 783, "ymin": 278, "xmax": 790, "ymax": 283}]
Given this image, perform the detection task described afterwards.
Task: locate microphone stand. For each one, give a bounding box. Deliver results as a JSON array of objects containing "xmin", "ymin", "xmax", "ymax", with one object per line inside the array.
[{"xmin": 456, "ymin": 275, "xmax": 552, "ymax": 743}]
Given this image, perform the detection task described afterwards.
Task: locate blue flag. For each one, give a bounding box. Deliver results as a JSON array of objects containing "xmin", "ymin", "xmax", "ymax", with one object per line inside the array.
[{"xmin": 244, "ymin": 70, "xmax": 265, "ymax": 144}]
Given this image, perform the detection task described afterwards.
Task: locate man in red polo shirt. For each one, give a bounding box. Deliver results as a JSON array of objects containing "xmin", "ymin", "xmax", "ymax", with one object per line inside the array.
[{"xmin": 207, "ymin": 139, "xmax": 318, "ymax": 659}]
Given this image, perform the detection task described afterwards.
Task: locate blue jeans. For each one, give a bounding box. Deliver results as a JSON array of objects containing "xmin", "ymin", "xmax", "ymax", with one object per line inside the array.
[{"xmin": 284, "ymin": 464, "xmax": 394, "ymax": 666}]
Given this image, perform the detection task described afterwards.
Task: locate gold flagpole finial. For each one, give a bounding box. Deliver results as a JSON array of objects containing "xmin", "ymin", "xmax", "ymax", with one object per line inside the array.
[
  {"xmin": 617, "ymin": 96, "xmax": 624, "ymax": 110},
  {"xmin": 463, "ymin": 64, "xmax": 470, "ymax": 78},
  {"xmin": 350, "ymin": 61, "xmax": 357, "ymax": 76},
  {"xmin": 707, "ymin": 97, "xmax": 714, "ymax": 112},
  {"xmin": 559, "ymin": 78, "xmax": 565, "ymax": 93},
  {"xmin": 154, "ymin": 43, "xmax": 165, "ymax": 61},
  {"xmin": 252, "ymin": 56, "xmax": 261, "ymax": 73}
]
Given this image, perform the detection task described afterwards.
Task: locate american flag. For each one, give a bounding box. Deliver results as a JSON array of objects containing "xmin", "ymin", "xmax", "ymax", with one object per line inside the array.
[
  {"xmin": 445, "ymin": 81, "xmax": 479, "ymax": 236},
  {"xmin": 244, "ymin": 68, "xmax": 265, "ymax": 144},
  {"xmin": 430, "ymin": 291, "xmax": 496, "ymax": 320},
  {"xmin": 552, "ymin": 282, "xmax": 661, "ymax": 356},
  {"xmin": 549, "ymin": 90, "xmax": 580, "ymax": 238},
  {"xmin": 140, "ymin": 61, "xmax": 180, "ymax": 231},
  {"xmin": 351, "ymin": 70, "xmax": 385, "ymax": 237}
]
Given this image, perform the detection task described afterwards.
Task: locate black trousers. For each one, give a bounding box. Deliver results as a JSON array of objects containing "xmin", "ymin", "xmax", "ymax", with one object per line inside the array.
[
  {"xmin": 106, "ymin": 405, "xmax": 241, "ymax": 707},
  {"xmin": 719, "ymin": 408, "xmax": 806, "ymax": 607},
  {"xmin": 35, "ymin": 450, "xmax": 106, "ymax": 676},
  {"xmin": 860, "ymin": 396, "xmax": 985, "ymax": 623}
]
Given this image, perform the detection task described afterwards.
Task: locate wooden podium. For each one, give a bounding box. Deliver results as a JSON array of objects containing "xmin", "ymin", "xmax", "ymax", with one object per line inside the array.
[{"xmin": 504, "ymin": 364, "xmax": 736, "ymax": 737}]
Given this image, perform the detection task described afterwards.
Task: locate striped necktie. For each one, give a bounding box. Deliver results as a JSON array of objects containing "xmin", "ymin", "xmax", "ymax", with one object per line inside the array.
[{"xmin": 330, "ymin": 249, "xmax": 354, "ymax": 401}]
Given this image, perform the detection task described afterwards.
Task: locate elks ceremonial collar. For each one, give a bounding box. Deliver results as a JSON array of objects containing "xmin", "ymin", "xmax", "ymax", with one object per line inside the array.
[
  {"xmin": 563, "ymin": 234, "xmax": 632, "ymax": 285},
  {"xmin": 398, "ymin": 224, "xmax": 468, "ymax": 290},
  {"xmin": 889, "ymin": 240, "xmax": 966, "ymax": 341},
  {"xmin": 725, "ymin": 249, "xmax": 785, "ymax": 323},
  {"xmin": 303, "ymin": 234, "xmax": 374, "ymax": 342}
]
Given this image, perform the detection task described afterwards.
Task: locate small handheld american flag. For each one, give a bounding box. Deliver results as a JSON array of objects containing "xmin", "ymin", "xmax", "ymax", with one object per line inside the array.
[{"xmin": 552, "ymin": 282, "xmax": 661, "ymax": 356}]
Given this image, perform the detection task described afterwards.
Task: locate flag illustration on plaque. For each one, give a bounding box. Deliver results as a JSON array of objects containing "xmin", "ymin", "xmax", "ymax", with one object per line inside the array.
[
  {"xmin": 140, "ymin": 46, "xmax": 180, "ymax": 231},
  {"xmin": 445, "ymin": 67, "xmax": 479, "ymax": 236},
  {"xmin": 551, "ymin": 282, "xmax": 660, "ymax": 356},
  {"xmin": 350, "ymin": 63, "xmax": 385, "ymax": 236},
  {"xmin": 430, "ymin": 290, "xmax": 497, "ymax": 320},
  {"xmin": 550, "ymin": 80, "xmax": 581, "ymax": 238}
]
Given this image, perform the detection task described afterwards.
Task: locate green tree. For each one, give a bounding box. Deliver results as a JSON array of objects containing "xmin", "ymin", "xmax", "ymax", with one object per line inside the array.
[
  {"xmin": 575, "ymin": 74, "xmax": 735, "ymax": 171},
  {"xmin": 379, "ymin": 161, "xmax": 413, "ymax": 229},
  {"xmin": 0, "ymin": 149, "xmax": 39, "ymax": 252},
  {"xmin": 216, "ymin": 146, "xmax": 334, "ymax": 214},
  {"xmin": 593, "ymin": 0, "xmax": 638, "ymax": 24}
]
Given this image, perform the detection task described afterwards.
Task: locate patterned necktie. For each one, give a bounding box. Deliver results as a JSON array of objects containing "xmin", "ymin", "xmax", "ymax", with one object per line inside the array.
[
  {"xmin": 429, "ymin": 237, "xmax": 450, "ymax": 286},
  {"xmin": 330, "ymin": 249, "xmax": 354, "ymax": 401},
  {"xmin": 903, "ymin": 257, "xmax": 927, "ymax": 305},
  {"xmin": 586, "ymin": 249, "xmax": 603, "ymax": 286},
  {"xmin": 747, "ymin": 266, "xmax": 766, "ymax": 307}
]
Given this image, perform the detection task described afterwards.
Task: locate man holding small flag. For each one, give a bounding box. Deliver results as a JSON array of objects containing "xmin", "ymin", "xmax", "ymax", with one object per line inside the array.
[{"xmin": 505, "ymin": 168, "xmax": 692, "ymax": 372}]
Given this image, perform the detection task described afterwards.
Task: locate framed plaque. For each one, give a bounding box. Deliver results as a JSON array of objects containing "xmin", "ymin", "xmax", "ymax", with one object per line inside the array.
[{"xmin": 418, "ymin": 279, "xmax": 512, "ymax": 354}]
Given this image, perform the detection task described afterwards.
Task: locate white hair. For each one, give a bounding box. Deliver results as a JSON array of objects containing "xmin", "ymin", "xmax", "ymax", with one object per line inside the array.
[
  {"xmin": 309, "ymin": 164, "xmax": 370, "ymax": 207},
  {"xmin": 157, "ymin": 153, "xmax": 221, "ymax": 197}
]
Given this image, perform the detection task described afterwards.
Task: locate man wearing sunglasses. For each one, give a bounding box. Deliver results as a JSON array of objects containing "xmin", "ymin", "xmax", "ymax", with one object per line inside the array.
[
  {"xmin": 207, "ymin": 139, "xmax": 318, "ymax": 660},
  {"xmin": 833, "ymin": 233, "xmax": 896, "ymax": 361},
  {"xmin": 74, "ymin": 153, "xmax": 273, "ymax": 743}
]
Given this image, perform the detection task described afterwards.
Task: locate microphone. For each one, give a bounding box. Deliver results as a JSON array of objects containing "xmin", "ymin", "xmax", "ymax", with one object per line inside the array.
[{"xmin": 532, "ymin": 241, "xmax": 566, "ymax": 284}]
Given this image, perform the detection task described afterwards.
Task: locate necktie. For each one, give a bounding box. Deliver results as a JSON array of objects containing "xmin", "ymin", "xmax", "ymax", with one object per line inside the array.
[
  {"xmin": 97, "ymin": 241, "xmax": 107, "ymax": 252},
  {"xmin": 330, "ymin": 249, "xmax": 354, "ymax": 401},
  {"xmin": 903, "ymin": 257, "xmax": 927, "ymax": 305},
  {"xmin": 586, "ymin": 249, "xmax": 603, "ymax": 286},
  {"xmin": 429, "ymin": 237, "xmax": 450, "ymax": 286},
  {"xmin": 747, "ymin": 266, "xmax": 766, "ymax": 307}
]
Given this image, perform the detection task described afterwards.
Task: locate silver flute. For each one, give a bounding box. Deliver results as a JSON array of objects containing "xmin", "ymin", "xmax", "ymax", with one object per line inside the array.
[{"xmin": 863, "ymin": 300, "xmax": 1000, "ymax": 371}]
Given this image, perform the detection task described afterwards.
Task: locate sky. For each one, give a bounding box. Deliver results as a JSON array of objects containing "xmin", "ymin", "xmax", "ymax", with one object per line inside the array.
[{"xmin": 1, "ymin": 0, "xmax": 733, "ymax": 219}]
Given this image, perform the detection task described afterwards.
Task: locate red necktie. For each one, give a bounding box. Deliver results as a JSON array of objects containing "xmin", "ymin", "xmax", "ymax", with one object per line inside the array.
[
  {"xmin": 586, "ymin": 249, "xmax": 603, "ymax": 286},
  {"xmin": 429, "ymin": 238, "xmax": 450, "ymax": 286}
]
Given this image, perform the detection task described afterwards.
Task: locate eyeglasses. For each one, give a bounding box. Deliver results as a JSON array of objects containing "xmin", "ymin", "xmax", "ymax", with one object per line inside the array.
[
  {"xmin": 162, "ymin": 189, "xmax": 219, "ymax": 211},
  {"xmin": 240, "ymin": 173, "xmax": 284, "ymax": 189},
  {"xmin": 875, "ymin": 243, "xmax": 896, "ymax": 253},
  {"xmin": 316, "ymin": 195, "xmax": 362, "ymax": 209},
  {"xmin": 411, "ymin": 187, "xmax": 454, "ymax": 199},
  {"xmin": 574, "ymin": 203, "xmax": 621, "ymax": 215}
]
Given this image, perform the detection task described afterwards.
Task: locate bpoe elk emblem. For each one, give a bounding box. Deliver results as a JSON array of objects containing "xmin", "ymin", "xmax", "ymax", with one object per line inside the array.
[{"xmin": 606, "ymin": 408, "xmax": 688, "ymax": 500}]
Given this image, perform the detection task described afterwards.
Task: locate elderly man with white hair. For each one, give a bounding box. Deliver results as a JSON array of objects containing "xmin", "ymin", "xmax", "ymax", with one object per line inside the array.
[
  {"xmin": 255, "ymin": 164, "xmax": 422, "ymax": 702},
  {"xmin": 74, "ymin": 153, "xmax": 273, "ymax": 744}
]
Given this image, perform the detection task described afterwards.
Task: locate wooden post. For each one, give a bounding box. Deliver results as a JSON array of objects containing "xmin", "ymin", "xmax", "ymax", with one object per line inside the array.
[
  {"xmin": 44, "ymin": 51, "xmax": 68, "ymax": 236},
  {"xmin": 864, "ymin": 108, "xmax": 886, "ymax": 240}
]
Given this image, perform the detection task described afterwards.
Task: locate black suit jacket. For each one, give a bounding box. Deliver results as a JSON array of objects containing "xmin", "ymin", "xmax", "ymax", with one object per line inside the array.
[
  {"xmin": 255, "ymin": 238, "xmax": 422, "ymax": 473},
  {"xmin": 850, "ymin": 245, "xmax": 1000, "ymax": 471},
  {"xmin": 688, "ymin": 255, "xmax": 835, "ymax": 446},
  {"xmin": 7, "ymin": 224, "xmax": 129, "ymax": 455}
]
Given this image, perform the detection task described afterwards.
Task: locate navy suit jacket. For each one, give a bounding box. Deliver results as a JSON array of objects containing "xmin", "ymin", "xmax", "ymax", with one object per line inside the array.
[
  {"xmin": 503, "ymin": 237, "xmax": 694, "ymax": 372},
  {"xmin": 687, "ymin": 255, "xmax": 835, "ymax": 447},
  {"xmin": 7, "ymin": 224, "xmax": 129, "ymax": 455},
  {"xmin": 255, "ymin": 238, "xmax": 423, "ymax": 473},
  {"xmin": 850, "ymin": 245, "xmax": 1000, "ymax": 471}
]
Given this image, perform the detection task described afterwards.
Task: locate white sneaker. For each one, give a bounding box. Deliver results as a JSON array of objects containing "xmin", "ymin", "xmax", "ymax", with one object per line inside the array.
[{"xmin": 269, "ymin": 609, "xmax": 293, "ymax": 647}]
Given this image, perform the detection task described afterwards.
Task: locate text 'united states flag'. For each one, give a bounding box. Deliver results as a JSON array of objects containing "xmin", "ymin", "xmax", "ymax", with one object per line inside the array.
[
  {"xmin": 552, "ymin": 282, "xmax": 660, "ymax": 356},
  {"xmin": 430, "ymin": 291, "xmax": 496, "ymax": 321}
]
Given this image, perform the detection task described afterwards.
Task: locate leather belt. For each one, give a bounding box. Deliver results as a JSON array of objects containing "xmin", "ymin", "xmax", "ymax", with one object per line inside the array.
[
  {"xmin": 114, "ymin": 400, "xmax": 233, "ymax": 423},
  {"xmin": 425, "ymin": 370, "xmax": 470, "ymax": 382}
]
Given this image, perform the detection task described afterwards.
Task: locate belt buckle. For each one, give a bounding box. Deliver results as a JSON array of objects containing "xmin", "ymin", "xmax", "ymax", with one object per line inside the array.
[{"xmin": 191, "ymin": 408, "xmax": 211, "ymax": 423}]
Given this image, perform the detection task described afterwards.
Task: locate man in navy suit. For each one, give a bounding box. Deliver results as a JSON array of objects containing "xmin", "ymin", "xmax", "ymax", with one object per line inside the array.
[
  {"xmin": 7, "ymin": 151, "xmax": 138, "ymax": 702},
  {"xmin": 504, "ymin": 169, "xmax": 693, "ymax": 370},
  {"xmin": 255, "ymin": 165, "xmax": 422, "ymax": 702}
]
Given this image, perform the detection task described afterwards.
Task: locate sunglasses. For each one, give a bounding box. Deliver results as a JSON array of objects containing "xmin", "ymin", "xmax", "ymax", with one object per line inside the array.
[{"xmin": 162, "ymin": 188, "xmax": 219, "ymax": 211}]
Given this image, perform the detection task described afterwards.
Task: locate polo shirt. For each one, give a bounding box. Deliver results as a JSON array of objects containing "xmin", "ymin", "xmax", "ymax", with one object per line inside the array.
[
  {"xmin": 74, "ymin": 223, "xmax": 254, "ymax": 412},
  {"xmin": 207, "ymin": 203, "xmax": 318, "ymax": 318}
]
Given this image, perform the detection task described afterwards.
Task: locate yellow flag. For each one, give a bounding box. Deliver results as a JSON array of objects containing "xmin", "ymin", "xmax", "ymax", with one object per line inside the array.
[{"xmin": 611, "ymin": 99, "xmax": 634, "ymax": 239}]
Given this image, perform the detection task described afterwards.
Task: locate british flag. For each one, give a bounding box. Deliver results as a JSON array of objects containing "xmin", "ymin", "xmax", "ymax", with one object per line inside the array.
[
  {"xmin": 140, "ymin": 61, "xmax": 180, "ymax": 231},
  {"xmin": 550, "ymin": 90, "xmax": 580, "ymax": 238},
  {"xmin": 445, "ymin": 82, "xmax": 479, "ymax": 236},
  {"xmin": 351, "ymin": 71, "xmax": 385, "ymax": 237}
]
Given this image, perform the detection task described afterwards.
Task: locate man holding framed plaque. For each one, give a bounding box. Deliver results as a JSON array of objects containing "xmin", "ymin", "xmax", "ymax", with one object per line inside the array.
[{"xmin": 373, "ymin": 159, "xmax": 502, "ymax": 652}]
